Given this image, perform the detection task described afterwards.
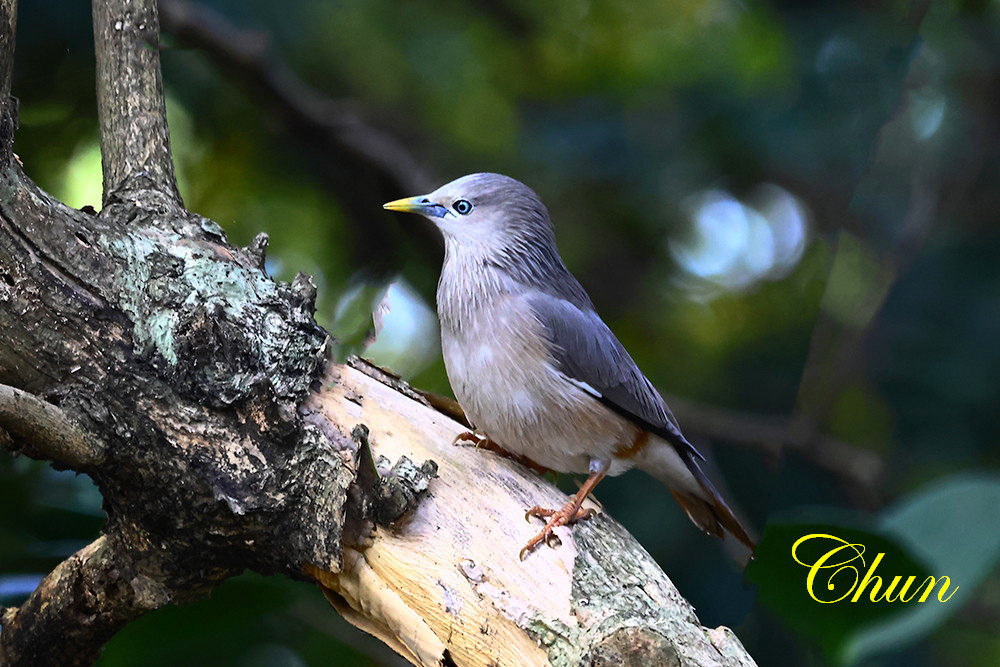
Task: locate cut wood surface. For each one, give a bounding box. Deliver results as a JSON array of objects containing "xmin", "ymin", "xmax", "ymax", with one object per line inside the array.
[{"xmin": 308, "ymin": 361, "xmax": 757, "ymax": 667}]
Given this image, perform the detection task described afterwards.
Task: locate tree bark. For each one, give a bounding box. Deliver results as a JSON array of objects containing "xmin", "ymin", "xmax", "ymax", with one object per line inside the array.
[
  {"xmin": 93, "ymin": 0, "xmax": 180, "ymax": 205},
  {"xmin": 0, "ymin": 1, "xmax": 756, "ymax": 665},
  {"xmin": 0, "ymin": 537, "xmax": 159, "ymax": 667}
]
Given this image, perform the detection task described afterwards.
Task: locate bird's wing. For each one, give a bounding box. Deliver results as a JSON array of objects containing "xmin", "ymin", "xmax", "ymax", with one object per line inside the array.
[
  {"xmin": 525, "ymin": 291, "xmax": 702, "ymax": 460},
  {"xmin": 527, "ymin": 291, "xmax": 756, "ymax": 551}
]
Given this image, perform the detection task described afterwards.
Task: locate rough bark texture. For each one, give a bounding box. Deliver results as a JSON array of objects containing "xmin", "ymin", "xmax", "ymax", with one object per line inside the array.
[
  {"xmin": 93, "ymin": 0, "xmax": 180, "ymax": 204},
  {"xmin": 0, "ymin": 1, "xmax": 757, "ymax": 665},
  {"xmin": 0, "ymin": 537, "xmax": 156, "ymax": 667}
]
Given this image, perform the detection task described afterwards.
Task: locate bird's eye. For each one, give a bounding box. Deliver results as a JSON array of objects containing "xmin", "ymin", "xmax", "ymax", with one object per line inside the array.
[{"xmin": 453, "ymin": 199, "xmax": 473, "ymax": 215}]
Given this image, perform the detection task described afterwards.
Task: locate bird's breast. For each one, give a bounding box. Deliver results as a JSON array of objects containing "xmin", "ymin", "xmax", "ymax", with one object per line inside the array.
[
  {"xmin": 439, "ymin": 293, "xmax": 636, "ymax": 475},
  {"xmin": 440, "ymin": 292, "xmax": 552, "ymax": 426}
]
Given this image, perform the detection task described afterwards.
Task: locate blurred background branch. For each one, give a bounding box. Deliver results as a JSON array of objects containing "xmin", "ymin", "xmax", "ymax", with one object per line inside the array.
[
  {"xmin": 159, "ymin": 0, "xmax": 433, "ymax": 196},
  {"xmin": 667, "ymin": 395, "xmax": 883, "ymax": 501},
  {"xmin": 159, "ymin": 0, "xmax": 442, "ymax": 275}
]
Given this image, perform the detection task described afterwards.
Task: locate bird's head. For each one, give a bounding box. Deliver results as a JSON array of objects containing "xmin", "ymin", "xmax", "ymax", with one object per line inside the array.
[{"xmin": 383, "ymin": 173, "xmax": 556, "ymax": 258}]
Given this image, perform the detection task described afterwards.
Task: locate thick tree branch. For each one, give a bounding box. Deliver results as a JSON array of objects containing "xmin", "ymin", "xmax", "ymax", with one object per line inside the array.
[
  {"xmin": 0, "ymin": 383, "xmax": 106, "ymax": 468},
  {"xmin": 0, "ymin": 154, "xmax": 757, "ymax": 663},
  {"xmin": 93, "ymin": 0, "xmax": 180, "ymax": 204},
  {"xmin": 306, "ymin": 362, "xmax": 756, "ymax": 667},
  {"xmin": 0, "ymin": 537, "xmax": 160, "ymax": 667},
  {"xmin": 0, "ymin": 137, "xmax": 759, "ymax": 665}
]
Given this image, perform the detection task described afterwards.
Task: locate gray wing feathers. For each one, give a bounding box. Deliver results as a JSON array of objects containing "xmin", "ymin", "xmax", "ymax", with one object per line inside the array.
[
  {"xmin": 526, "ymin": 292, "xmax": 701, "ymax": 458},
  {"xmin": 527, "ymin": 291, "xmax": 754, "ymax": 550}
]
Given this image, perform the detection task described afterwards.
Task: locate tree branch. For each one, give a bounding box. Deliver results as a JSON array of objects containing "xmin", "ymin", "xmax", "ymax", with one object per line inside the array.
[
  {"xmin": 93, "ymin": 0, "xmax": 180, "ymax": 204},
  {"xmin": 786, "ymin": 2, "xmax": 935, "ymax": 509},
  {"xmin": 0, "ymin": 0, "xmax": 17, "ymax": 165},
  {"xmin": 0, "ymin": 143, "xmax": 758, "ymax": 665},
  {"xmin": 0, "ymin": 0, "xmax": 14, "ymax": 104},
  {"xmin": 0, "ymin": 537, "xmax": 160, "ymax": 667},
  {"xmin": 0, "ymin": 383, "xmax": 106, "ymax": 468},
  {"xmin": 305, "ymin": 362, "xmax": 757, "ymax": 667},
  {"xmin": 665, "ymin": 395, "xmax": 883, "ymax": 497}
]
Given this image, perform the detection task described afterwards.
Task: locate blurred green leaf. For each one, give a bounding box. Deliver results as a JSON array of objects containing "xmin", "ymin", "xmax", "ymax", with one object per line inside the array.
[
  {"xmin": 844, "ymin": 475, "xmax": 1000, "ymax": 664},
  {"xmin": 330, "ymin": 279, "xmax": 392, "ymax": 360},
  {"xmin": 96, "ymin": 574, "xmax": 390, "ymax": 667},
  {"xmin": 747, "ymin": 517, "xmax": 928, "ymax": 663}
]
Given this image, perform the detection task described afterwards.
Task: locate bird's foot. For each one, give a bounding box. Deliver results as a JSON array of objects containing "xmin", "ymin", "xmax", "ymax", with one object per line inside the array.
[
  {"xmin": 519, "ymin": 502, "xmax": 597, "ymax": 560},
  {"xmin": 453, "ymin": 431, "xmax": 552, "ymax": 475},
  {"xmin": 452, "ymin": 430, "xmax": 490, "ymax": 448}
]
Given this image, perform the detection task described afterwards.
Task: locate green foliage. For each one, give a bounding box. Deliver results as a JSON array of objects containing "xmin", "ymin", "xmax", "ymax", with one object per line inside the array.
[
  {"xmin": 747, "ymin": 518, "xmax": 928, "ymax": 664},
  {"xmin": 846, "ymin": 475, "xmax": 1000, "ymax": 664},
  {"xmin": 748, "ymin": 476, "xmax": 1000, "ymax": 665},
  {"xmin": 96, "ymin": 574, "xmax": 392, "ymax": 667}
]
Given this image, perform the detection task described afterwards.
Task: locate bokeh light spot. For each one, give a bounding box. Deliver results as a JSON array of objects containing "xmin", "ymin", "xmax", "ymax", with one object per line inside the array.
[{"xmin": 670, "ymin": 185, "xmax": 810, "ymax": 298}]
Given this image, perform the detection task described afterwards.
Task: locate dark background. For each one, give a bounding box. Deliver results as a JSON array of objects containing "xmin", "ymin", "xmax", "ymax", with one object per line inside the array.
[{"xmin": 2, "ymin": 1, "xmax": 998, "ymax": 665}]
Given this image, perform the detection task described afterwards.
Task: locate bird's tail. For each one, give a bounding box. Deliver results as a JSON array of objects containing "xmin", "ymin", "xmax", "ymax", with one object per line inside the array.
[{"xmin": 637, "ymin": 441, "xmax": 756, "ymax": 553}]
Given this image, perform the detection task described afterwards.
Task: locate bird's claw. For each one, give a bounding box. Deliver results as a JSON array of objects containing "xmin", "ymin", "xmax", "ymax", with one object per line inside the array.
[
  {"xmin": 452, "ymin": 430, "xmax": 487, "ymax": 447},
  {"xmin": 524, "ymin": 505, "xmax": 596, "ymax": 522},
  {"xmin": 519, "ymin": 503, "xmax": 597, "ymax": 560},
  {"xmin": 454, "ymin": 432, "xmax": 553, "ymax": 476}
]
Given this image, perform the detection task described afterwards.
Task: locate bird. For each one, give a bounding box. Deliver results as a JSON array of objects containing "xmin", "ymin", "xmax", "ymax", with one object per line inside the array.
[{"xmin": 383, "ymin": 173, "xmax": 754, "ymax": 560}]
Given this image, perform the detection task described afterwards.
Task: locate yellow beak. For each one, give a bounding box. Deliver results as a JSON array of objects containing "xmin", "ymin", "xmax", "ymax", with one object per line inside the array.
[{"xmin": 382, "ymin": 196, "xmax": 448, "ymax": 218}]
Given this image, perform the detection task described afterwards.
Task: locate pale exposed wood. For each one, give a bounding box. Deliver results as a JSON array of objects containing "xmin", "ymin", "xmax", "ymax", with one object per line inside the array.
[{"xmin": 307, "ymin": 364, "xmax": 757, "ymax": 667}]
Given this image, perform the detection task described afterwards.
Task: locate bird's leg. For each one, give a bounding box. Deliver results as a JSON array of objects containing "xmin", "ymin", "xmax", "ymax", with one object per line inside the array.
[
  {"xmin": 453, "ymin": 431, "xmax": 552, "ymax": 475},
  {"xmin": 452, "ymin": 430, "xmax": 489, "ymax": 447},
  {"xmin": 453, "ymin": 430, "xmax": 507, "ymax": 455},
  {"xmin": 520, "ymin": 461, "xmax": 608, "ymax": 560}
]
